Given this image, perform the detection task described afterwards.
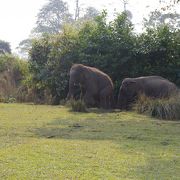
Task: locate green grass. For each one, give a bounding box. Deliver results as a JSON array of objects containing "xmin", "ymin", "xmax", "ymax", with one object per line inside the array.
[{"xmin": 0, "ymin": 103, "xmax": 179, "ymax": 179}]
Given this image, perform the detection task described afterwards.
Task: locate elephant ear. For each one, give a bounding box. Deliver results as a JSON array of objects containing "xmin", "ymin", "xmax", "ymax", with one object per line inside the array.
[
  {"xmin": 124, "ymin": 80, "xmax": 137, "ymax": 97},
  {"xmin": 81, "ymin": 67, "xmax": 91, "ymax": 81},
  {"xmin": 128, "ymin": 80, "xmax": 136, "ymax": 84},
  {"xmin": 125, "ymin": 80, "xmax": 137, "ymax": 91},
  {"xmin": 75, "ymin": 66, "xmax": 89, "ymax": 83},
  {"xmin": 125, "ymin": 79, "xmax": 136, "ymax": 86}
]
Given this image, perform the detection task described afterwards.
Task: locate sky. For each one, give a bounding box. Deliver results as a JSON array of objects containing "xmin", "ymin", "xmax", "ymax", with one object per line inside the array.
[{"xmin": 0, "ymin": 0, "xmax": 179, "ymax": 54}]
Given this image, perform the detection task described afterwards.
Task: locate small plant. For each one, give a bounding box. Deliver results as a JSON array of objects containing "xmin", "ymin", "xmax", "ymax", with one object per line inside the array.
[
  {"xmin": 67, "ymin": 99, "xmax": 87, "ymax": 112},
  {"xmin": 0, "ymin": 95, "xmax": 16, "ymax": 103},
  {"xmin": 134, "ymin": 94, "xmax": 180, "ymax": 120},
  {"xmin": 5, "ymin": 96, "xmax": 16, "ymax": 103},
  {"xmin": 134, "ymin": 94, "xmax": 151, "ymax": 114}
]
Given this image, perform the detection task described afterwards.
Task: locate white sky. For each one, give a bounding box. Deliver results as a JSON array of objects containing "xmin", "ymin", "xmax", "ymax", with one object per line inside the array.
[{"xmin": 0, "ymin": 0, "xmax": 179, "ymax": 53}]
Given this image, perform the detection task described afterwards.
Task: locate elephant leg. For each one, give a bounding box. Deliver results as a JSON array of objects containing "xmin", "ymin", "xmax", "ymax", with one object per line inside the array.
[
  {"xmin": 100, "ymin": 94, "xmax": 105, "ymax": 109},
  {"xmin": 84, "ymin": 93, "xmax": 95, "ymax": 107},
  {"xmin": 100, "ymin": 88, "xmax": 111, "ymax": 109},
  {"xmin": 107, "ymin": 95, "xmax": 113, "ymax": 109}
]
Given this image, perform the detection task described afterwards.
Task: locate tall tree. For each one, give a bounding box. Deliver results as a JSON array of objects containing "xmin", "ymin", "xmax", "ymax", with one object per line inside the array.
[
  {"xmin": 144, "ymin": 10, "xmax": 180, "ymax": 29},
  {"xmin": 75, "ymin": 0, "xmax": 80, "ymax": 20},
  {"xmin": 17, "ymin": 39, "xmax": 32, "ymax": 58},
  {"xmin": 82, "ymin": 7, "xmax": 100, "ymax": 21},
  {"xmin": 120, "ymin": 0, "xmax": 132, "ymax": 20},
  {"xmin": 33, "ymin": 0, "xmax": 73, "ymax": 35},
  {"xmin": 0, "ymin": 40, "xmax": 11, "ymax": 54},
  {"xmin": 122, "ymin": 0, "xmax": 128, "ymax": 11},
  {"xmin": 144, "ymin": 0, "xmax": 180, "ymax": 29}
]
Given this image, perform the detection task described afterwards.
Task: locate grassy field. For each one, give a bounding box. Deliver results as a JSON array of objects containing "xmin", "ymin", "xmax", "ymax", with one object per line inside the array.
[{"xmin": 0, "ymin": 103, "xmax": 179, "ymax": 179}]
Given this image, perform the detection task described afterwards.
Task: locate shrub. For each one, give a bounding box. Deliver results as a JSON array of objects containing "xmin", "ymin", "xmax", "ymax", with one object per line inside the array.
[
  {"xmin": 0, "ymin": 95, "xmax": 16, "ymax": 103},
  {"xmin": 0, "ymin": 54, "xmax": 29, "ymax": 102},
  {"xmin": 134, "ymin": 94, "xmax": 180, "ymax": 120},
  {"xmin": 67, "ymin": 99, "xmax": 87, "ymax": 112},
  {"xmin": 5, "ymin": 96, "xmax": 16, "ymax": 103}
]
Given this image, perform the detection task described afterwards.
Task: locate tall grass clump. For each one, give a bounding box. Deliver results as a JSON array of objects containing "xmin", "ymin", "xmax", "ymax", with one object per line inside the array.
[
  {"xmin": 134, "ymin": 94, "xmax": 180, "ymax": 120},
  {"xmin": 66, "ymin": 99, "xmax": 87, "ymax": 112}
]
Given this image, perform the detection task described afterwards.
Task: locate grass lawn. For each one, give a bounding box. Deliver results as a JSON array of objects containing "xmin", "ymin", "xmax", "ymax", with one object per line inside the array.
[{"xmin": 0, "ymin": 103, "xmax": 179, "ymax": 179}]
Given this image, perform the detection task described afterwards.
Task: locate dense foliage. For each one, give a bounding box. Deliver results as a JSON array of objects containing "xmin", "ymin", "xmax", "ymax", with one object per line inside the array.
[
  {"xmin": 0, "ymin": 54, "xmax": 29, "ymax": 102},
  {"xmin": 0, "ymin": 40, "xmax": 11, "ymax": 54},
  {"xmin": 0, "ymin": 54, "xmax": 28, "ymax": 77},
  {"xmin": 29, "ymin": 12, "xmax": 180, "ymax": 104}
]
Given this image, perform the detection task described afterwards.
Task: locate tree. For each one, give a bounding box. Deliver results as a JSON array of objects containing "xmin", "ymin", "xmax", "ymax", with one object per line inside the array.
[
  {"xmin": 121, "ymin": 0, "xmax": 128, "ymax": 11},
  {"xmin": 17, "ymin": 39, "xmax": 32, "ymax": 58},
  {"xmin": 144, "ymin": 0, "xmax": 180, "ymax": 30},
  {"xmin": 82, "ymin": 7, "xmax": 100, "ymax": 20},
  {"xmin": 0, "ymin": 40, "xmax": 11, "ymax": 54},
  {"xmin": 29, "ymin": 27, "xmax": 80, "ymax": 104},
  {"xmin": 70, "ymin": 6, "xmax": 100, "ymax": 29},
  {"xmin": 134, "ymin": 25, "xmax": 180, "ymax": 84},
  {"xmin": 120, "ymin": 0, "xmax": 133, "ymax": 20},
  {"xmin": 144, "ymin": 10, "xmax": 180, "ymax": 30},
  {"xmin": 33, "ymin": 0, "xmax": 73, "ymax": 35},
  {"xmin": 75, "ymin": 0, "xmax": 80, "ymax": 20}
]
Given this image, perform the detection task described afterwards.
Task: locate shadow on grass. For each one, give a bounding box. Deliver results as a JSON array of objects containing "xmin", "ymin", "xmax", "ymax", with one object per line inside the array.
[
  {"xmin": 32, "ymin": 112, "xmax": 180, "ymax": 178},
  {"xmin": 88, "ymin": 108, "xmax": 122, "ymax": 114},
  {"xmin": 33, "ymin": 113, "xmax": 179, "ymax": 146},
  {"xmin": 67, "ymin": 107, "xmax": 121, "ymax": 114}
]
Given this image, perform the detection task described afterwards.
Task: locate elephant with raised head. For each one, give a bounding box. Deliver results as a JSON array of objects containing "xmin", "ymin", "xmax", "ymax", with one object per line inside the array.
[
  {"xmin": 67, "ymin": 64, "xmax": 114, "ymax": 109},
  {"xmin": 118, "ymin": 76, "xmax": 178, "ymax": 109}
]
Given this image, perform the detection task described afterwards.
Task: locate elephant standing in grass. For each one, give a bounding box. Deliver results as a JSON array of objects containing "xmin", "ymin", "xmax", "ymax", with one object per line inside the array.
[
  {"xmin": 67, "ymin": 64, "xmax": 114, "ymax": 109},
  {"xmin": 118, "ymin": 76, "xmax": 178, "ymax": 109}
]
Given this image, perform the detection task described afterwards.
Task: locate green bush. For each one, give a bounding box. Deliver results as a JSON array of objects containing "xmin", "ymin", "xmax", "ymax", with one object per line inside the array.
[
  {"xmin": 0, "ymin": 54, "xmax": 30, "ymax": 102},
  {"xmin": 135, "ymin": 94, "xmax": 180, "ymax": 120},
  {"xmin": 0, "ymin": 54, "xmax": 28, "ymax": 74},
  {"xmin": 67, "ymin": 99, "xmax": 87, "ymax": 112},
  {"xmin": 0, "ymin": 95, "xmax": 16, "ymax": 103},
  {"xmin": 5, "ymin": 96, "xmax": 16, "ymax": 103}
]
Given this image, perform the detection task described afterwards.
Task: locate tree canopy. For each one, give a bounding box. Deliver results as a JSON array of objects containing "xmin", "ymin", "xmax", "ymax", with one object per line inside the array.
[
  {"xmin": 144, "ymin": 9, "xmax": 180, "ymax": 30},
  {"xmin": 0, "ymin": 40, "xmax": 11, "ymax": 54},
  {"xmin": 33, "ymin": 0, "xmax": 73, "ymax": 35},
  {"xmin": 82, "ymin": 7, "xmax": 100, "ymax": 21}
]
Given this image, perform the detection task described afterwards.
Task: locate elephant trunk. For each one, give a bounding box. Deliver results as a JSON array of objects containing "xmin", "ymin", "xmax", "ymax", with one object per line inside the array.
[
  {"xmin": 117, "ymin": 92, "xmax": 128, "ymax": 110},
  {"xmin": 67, "ymin": 82, "xmax": 75, "ymax": 100}
]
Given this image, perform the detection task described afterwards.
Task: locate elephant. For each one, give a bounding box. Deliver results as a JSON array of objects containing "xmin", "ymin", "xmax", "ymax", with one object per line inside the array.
[
  {"xmin": 67, "ymin": 64, "xmax": 114, "ymax": 109},
  {"xmin": 118, "ymin": 76, "xmax": 178, "ymax": 109}
]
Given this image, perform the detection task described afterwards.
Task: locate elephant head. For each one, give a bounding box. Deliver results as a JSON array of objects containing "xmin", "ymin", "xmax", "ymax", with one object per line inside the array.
[
  {"xmin": 118, "ymin": 78, "xmax": 138, "ymax": 109},
  {"xmin": 67, "ymin": 65, "xmax": 86, "ymax": 100}
]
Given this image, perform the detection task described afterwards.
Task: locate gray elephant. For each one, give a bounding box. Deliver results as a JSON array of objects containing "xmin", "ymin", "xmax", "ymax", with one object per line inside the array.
[
  {"xmin": 118, "ymin": 76, "xmax": 178, "ymax": 109},
  {"xmin": 67, "ymin": 64, "xmax": 114, "ymax": 109}
]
